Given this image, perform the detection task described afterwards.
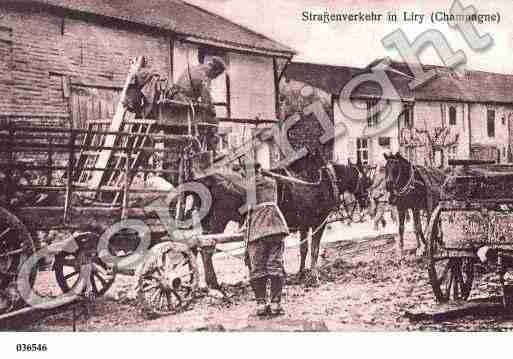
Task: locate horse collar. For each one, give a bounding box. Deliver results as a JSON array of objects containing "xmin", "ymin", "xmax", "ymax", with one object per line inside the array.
[{"xmin": 395, "ymin": 163, "xmax": 416, "ymax": 197}]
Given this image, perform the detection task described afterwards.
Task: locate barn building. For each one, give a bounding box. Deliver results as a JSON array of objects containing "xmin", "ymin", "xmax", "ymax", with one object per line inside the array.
[
  {"xmin": 0, "ymin": 0, "xmax": 295, "ymax": 171},
  {"xmin": 283, "ymin": 60, "xmax": 513, "ymax": 168}
]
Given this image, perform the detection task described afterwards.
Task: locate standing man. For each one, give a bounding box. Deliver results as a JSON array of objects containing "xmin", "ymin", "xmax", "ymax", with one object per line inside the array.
[
  {"xmin": 168, "ymin": 56, "xmax": 227, "ymax": 157},
  {"xmin": 172, "ymin": 56, "xmax": 226, "ymax": 115},
  {"xmin": 163, "ymin": 57, "xmax": 226, "ymax": 183},
  {"xmin": 244, "ymin": 162, "xmax": 289, "ymax": 317}
]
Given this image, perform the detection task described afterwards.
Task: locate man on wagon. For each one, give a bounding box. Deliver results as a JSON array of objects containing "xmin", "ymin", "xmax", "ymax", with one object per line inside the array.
[
  {"xmin": 124, "ymin": 56, "xmax": 227, "ymax": 122},
  {"xmin": 244, "ymin": 161, "xmax": 289, "ymax": 317},
  {"xmin": 170, "ymin": 57, "xmax": 226, "ymax": 152},
  {"xmin": 123, "ymin": 56, "xmax": 226, "ymax": 183},
  {"xmin": 171, "ymin": 56, "xmax": 226, "ymax": 115}
]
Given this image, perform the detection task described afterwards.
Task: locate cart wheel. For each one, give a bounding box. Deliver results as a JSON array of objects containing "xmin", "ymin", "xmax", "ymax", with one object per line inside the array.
[
  {"xmin": 427, "ymin": 208, "xmax": 474, "ymax": 302},
  {"xmin": 0, "ymin": 207, "xmax": 36, "ymax": 290},
  {"xmin": 54, "ymin": 233, "xmax": 115, "ymax": 297},
  {"xmin": 138, "ymin": 242, "xmax": 198, "ymax": 318}
]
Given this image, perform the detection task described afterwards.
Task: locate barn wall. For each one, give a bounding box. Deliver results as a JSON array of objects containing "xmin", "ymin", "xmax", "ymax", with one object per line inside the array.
[
  {"xmin": 229, "ymin": 52, "xmax": 276, "ymax": 120},
  {"xmin": 0, "ymin": 25, "xmax": 14, "ymax": 115},
  {"xmin": 0, "ymin": 4, "xmax": 171, "ymax": 125}
]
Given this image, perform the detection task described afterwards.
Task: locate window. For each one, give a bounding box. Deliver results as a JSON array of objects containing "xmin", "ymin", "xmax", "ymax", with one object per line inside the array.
[
  {"xmin": 198, "ymin": 47, "xmax": 230, "ymax": 118},
  {"xmin": 502, "ymin": 116, "xmax": 506, "ymax": 126},
  {"xmin": 356, "ymin": 138, "xmax": 369, "ymax": 165},
  {"xmin": 404, "ymin": 108, "xmax": 411, "ymax": 127},
  {"xmin": 366, "ymin": 100, "xmax": 381, "ymax": 127},
  {"xmin": 449, "ymin": 106, "xmax": 457, "ymax": 125},
  {"xmin": 487, "ymin": 109, "xmax": 495, "ymax": 137},
  {"xmin": 378, "ymin": 137, "xmax": 391, "ymax": 148},
  {"xmin": 401, "ymin": 103, "xmax": 414, "ymax": 128}
]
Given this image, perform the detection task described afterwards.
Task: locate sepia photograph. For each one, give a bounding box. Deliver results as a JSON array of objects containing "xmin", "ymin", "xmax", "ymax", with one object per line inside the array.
[{"xmin": 1, "ymin": 0, "xmax": 513, "ymax": 355}]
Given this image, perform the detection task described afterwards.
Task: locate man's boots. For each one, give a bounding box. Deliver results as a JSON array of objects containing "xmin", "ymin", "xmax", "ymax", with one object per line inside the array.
[
  {"xmin": 250, "ymin": 277, "xmax": 268, "ymax": 316},
  {"xmin": 269, "ymin": 275, "xmax": 284, "ymax": 315}
]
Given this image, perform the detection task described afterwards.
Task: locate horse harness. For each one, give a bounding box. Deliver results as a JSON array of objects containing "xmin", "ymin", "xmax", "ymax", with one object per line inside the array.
[
  {"xmin": 392, "ymin": 162, "xmax": 424, "ymax": 198},
  {"xmin": 329, "ymin": 163, "xmax": 366, "ymax": 198}
]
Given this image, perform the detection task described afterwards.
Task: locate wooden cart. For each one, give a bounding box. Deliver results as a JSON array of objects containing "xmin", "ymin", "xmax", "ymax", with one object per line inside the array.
[
  {"xmin": 0, "ymin": 119, "xmax": 196, "ymax": 318},
  {"xmin": 0, "ymin": 56, "xmax": 246, "ymax": 322},
  {"xmin": 426, "ymin": 159, "xmax": 513, "ymax": 305}
]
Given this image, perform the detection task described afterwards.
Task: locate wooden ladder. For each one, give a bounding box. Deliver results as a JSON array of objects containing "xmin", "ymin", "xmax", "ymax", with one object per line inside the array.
[
  {"xmin": 84, "ymin": 57, "xmax": 145, "ymax": 196},
  {"xmin": 74, "ymin": 116, "xmax": 156, "ymax": 205},
  {"xmin": 72, "ymin": 56, "xmax": 204, "ymax": 205}
]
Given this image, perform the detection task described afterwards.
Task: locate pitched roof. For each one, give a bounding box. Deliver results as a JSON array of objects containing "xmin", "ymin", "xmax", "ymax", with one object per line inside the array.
[
  {"xmin": 284, "ymin": 59, "xmax": 513, "ymax": 104},
  {"xmin": 371, "ymin": 60, "xmax": 513, "ymax": 104},
  {"xmin": 282, "ymin": 62, "xmax": 363, "ymax": 96},
  {"xmin": 13, "ymin": 0, "xmax": 295, "ymax": 56}
]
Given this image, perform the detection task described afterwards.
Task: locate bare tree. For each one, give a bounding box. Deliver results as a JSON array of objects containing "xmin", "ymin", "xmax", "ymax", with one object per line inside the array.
[
  {"xmin": 416, "ymin": 118, "xmax": 459, "ymax": 168},
  {"xmin": 399, "ymin": 118, "xmax": 459, "ymax": 168}
]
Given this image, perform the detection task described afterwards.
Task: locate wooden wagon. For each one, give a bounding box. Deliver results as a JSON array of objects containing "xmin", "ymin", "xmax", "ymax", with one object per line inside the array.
[
  {"xmin": 426, "ymin": 159, "xmax": 513, "ymax": 305},
  {"xmin": 0, "ymin": 120, "xmax": 217, "ymax": 320},
  {"xmin": 0, "ymin": 59, "xmax": 248, "ymax": 322}
]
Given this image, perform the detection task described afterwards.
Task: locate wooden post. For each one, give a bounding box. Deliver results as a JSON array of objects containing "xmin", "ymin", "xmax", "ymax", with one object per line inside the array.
[
  {"xmin": 121, "ymin": 143, "xmax": 131, "ymax": 220},
  {"xmin": 192, "ymin": 206, "xmax": 220, "ymax": 290},
  {"xmin": 47, "ymin": 137, "xmax": 53, "ymax": 186},
  {"xmin": 175, "ymin": 154, "xmax": 186, "ymax": 223},
  {"xmin": 200, "ymin": 246, "xmax": 221, "ymax": 289},
  {"xmin": 64, "ymin": 130, "xmax": 76, "ymax": 223},
  {"xmin": 6, "ymin": 122, "xmax": 14, "ymax": 205},
  {"xmin": 72, "ymin": 307, "xmax": 77, "ymax": 332}
]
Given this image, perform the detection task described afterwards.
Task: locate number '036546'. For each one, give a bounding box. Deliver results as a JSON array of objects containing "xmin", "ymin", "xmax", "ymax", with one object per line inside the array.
[{"xmin": 16, "ymin": 344, "xmax": 48, "ymax": 352}]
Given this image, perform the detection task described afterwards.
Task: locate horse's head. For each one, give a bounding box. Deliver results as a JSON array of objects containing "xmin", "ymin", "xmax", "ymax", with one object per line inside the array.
[
  {"xmin": 330, "ymin": 159, "xmax": 372, "ymax": 210},
  {"xmin": 383, "ymin": 152, "xmax": 409, "ymax": 202}
]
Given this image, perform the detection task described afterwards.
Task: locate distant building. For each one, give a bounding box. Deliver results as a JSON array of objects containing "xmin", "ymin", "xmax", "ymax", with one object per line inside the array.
[{"xmin": 283, "ymin": 60, "xmax": 513, "ymax": 167}]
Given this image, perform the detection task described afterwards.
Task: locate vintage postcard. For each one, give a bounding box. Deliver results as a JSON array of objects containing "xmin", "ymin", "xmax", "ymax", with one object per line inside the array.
[{"xmin": 1, "ymin": 0, "xmax": 513, "ymax": 354}]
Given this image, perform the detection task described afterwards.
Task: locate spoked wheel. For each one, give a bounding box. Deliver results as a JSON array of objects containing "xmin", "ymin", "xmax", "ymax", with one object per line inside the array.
[
  {"xmin": 138, "ymin": 242, "xmax": 198, "ymax": 318},
  {"xmin": 0, "ymin": 207, "xmax": 36, "ymax": 314},
  {"xmin": 54, "ymin": 232, "xmax": 115, "ymax": 297},
  {"xmin": 429, "ymin": 256, "xmax": 474, "ymax": 302},
  {"xmin": 0, "ymin": 207, "xmax": 36, "ymax": 289},
  {"xmin": 427, "ymin": 207, "xmax": 474, "ymax": 302}
]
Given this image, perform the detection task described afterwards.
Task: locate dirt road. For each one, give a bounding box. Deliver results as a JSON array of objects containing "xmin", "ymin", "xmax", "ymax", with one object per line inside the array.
[{"xmin": 24, "ymin": 232, "xmax": 513, "ymax": 332}]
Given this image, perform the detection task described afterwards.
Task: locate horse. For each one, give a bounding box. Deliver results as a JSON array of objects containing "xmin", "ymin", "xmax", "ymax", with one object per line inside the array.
[
  {"xmin": 273, "ymin": 157, "xmax": 371, "ymax": 283},
  {"xmin": 383, "ymin": 152, "xmax": 446, "ymax": 256},
  {"xmin": 186, "ymin": 153, "xmax": 372, "ymax": 288}
]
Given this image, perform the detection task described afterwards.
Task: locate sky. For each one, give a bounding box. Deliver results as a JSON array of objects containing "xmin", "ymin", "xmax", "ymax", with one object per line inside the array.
[{"xmin": 185, "ymin": 0, "xmax": 513, "ymax": 74}]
